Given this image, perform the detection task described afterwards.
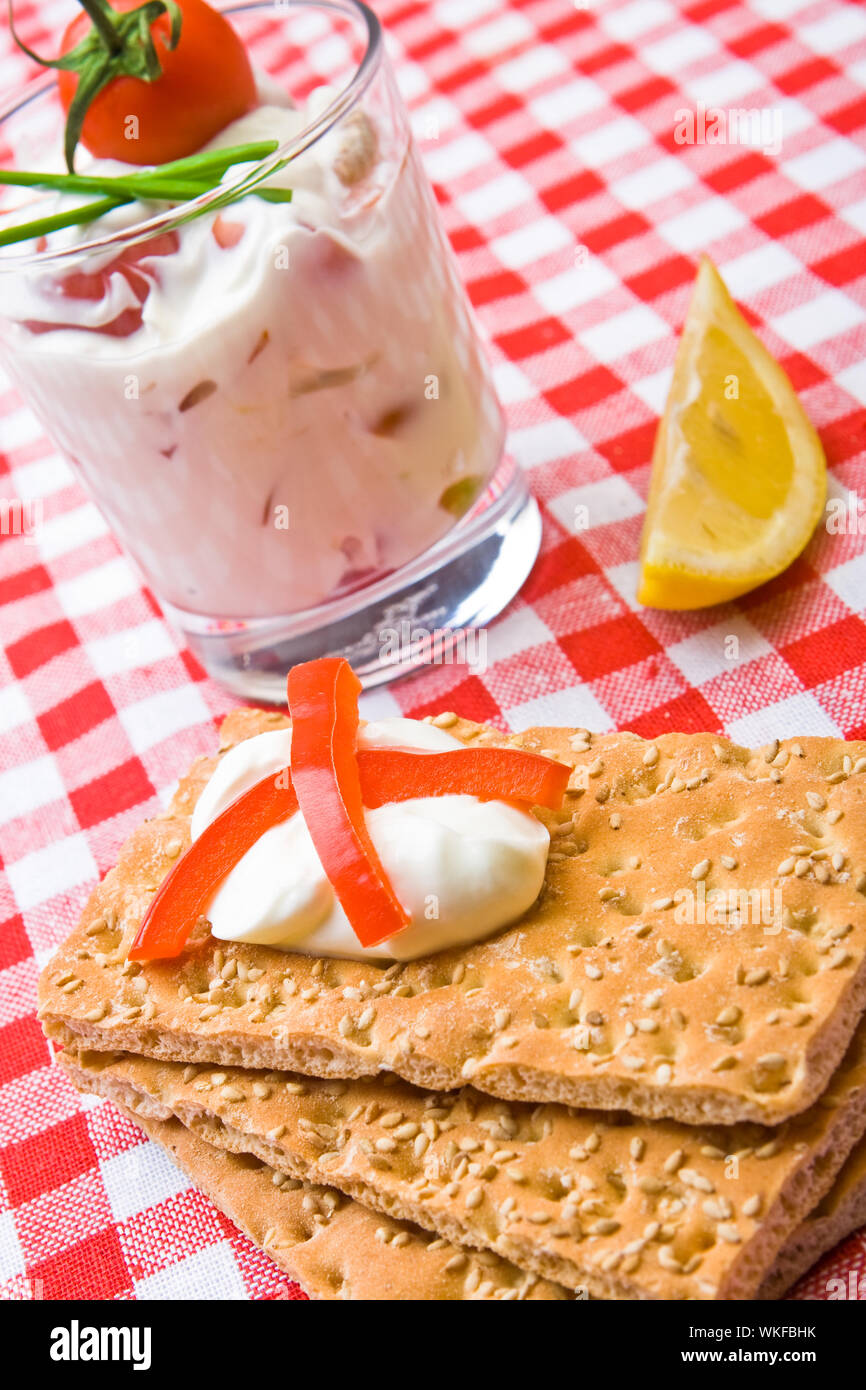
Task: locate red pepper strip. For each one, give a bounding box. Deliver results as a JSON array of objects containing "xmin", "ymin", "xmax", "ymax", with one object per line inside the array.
[
  {"xmin": 287, "ymin": 658, "xmax": 410, "ymax": 949},
  {"xmin": 356, "ymin": 747, "xmax": 570, "ymax": 811},
  {"xmin": 128, "ymin": 769, "xmax": 298, "ymax": 961}
]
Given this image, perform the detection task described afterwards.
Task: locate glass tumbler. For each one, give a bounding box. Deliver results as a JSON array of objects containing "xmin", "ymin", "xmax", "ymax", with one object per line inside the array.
[{"xmin": 0, "ymin": 0, "xmax": 540, "ymax": 697}]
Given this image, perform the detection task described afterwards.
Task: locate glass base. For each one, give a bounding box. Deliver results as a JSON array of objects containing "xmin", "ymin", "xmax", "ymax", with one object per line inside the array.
[{"xmin": 162, "ymin": 463, "xmax": 540, "ymax": 701}]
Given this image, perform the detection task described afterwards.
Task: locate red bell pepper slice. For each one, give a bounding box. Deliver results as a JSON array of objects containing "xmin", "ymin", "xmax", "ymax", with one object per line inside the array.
[
  {"xmin": 130, "ymin": 657, "xmax": 572, "ymax": 960},
  {"xmin": 128, "ymin": 768, "xmax": 298, "ymax": 960},
  {"xmin": 356, "ymin": 747, "xmax": 570, "ymax": 810},
  {"xmin": 287, "ymin": 658, "xmax": 410, "ymax": 949}
]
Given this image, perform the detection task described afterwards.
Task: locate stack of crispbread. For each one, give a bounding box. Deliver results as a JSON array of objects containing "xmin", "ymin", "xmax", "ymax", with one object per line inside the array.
[{"xmin": 39, "ymin": 710, "xmax": 866, "ymax": 1300}]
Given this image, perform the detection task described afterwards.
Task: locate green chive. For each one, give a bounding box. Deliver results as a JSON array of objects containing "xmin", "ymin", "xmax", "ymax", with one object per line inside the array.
[
  {"xmin": 0, "ymin": 141, "xmax": 291, "ymax": 249},
  {"xmin": 0, "ymin": 195, "xmax": 124, "ymax": 249},
  {"xmin": 149, "ymin": 141, "xmax": 280, "ymax": 178},
  {"xmin": 0, "ymin": 169, "xmax": 208, "ymax": 202}
]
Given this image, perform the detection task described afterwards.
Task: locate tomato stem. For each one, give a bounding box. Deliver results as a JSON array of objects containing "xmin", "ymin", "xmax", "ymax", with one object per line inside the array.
[
  {"xmin": 7, "ymin": 0, "xmax": 183, "ymax": 170},
  {"xmin": 76, "ymin": 0, "xmax": 123, "ymax": 56}
]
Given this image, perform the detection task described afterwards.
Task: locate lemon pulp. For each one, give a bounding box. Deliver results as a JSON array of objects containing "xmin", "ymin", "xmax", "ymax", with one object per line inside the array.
[{"xmin": 638, "ymin": 258, "xmax": 826, "ymax": 610}]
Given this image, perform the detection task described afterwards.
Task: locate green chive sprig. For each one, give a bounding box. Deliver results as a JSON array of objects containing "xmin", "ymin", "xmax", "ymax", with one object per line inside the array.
[{"xmin": 0, "ymin": 140, "xmax": 292, "ymax": 250}]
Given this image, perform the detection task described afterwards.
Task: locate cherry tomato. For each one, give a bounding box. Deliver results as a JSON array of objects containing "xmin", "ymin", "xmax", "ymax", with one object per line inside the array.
[{"xmin": 57, "ymin": 0, "xmax": 257, "ymax": 166}]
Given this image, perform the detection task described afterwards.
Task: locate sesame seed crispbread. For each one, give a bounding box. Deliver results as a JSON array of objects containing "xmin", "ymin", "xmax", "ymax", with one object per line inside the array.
[
  {"xmin": 39, "ymin": 709, "xmax": 866, "ymax": 1126},
  {"xmin": 115, "ymin": 1105, "xmax": 568, "ymax": 1300},
  {"xmin": 757, "ymin": 1136, "xmax": 866, "ymax": 1300},
  {"xmin": 60, "ymin": 1019, "xmax": 866, "ymax": 1301}
]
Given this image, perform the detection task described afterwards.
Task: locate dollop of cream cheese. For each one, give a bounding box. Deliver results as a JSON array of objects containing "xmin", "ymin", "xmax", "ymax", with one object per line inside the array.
[{"xmin": 190, "ymin": 717, "xmax": 550, "ymax": 961}]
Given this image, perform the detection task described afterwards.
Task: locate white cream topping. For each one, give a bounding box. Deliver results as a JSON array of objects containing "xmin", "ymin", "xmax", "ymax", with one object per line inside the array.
[{"xmin": 191, "ymin": 717, "xmax": 550, "ymax": 961}]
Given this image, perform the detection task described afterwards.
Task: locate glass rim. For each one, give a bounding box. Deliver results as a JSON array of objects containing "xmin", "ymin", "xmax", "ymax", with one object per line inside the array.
[{"xmin": 0, "ymin": 0, "xmax": 382, "ymax": 273}]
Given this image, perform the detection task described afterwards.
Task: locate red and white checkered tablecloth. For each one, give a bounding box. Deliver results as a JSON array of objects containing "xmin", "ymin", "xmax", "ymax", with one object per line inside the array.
[{"xmin": 1, "ymin": 0, "xmax": 865, "ymax": 1303}]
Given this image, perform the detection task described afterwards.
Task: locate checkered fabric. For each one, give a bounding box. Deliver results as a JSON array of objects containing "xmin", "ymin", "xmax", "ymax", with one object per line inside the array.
[{"xmin": 1, "ymin": 0, "xmax": 865, "ymax": 1302}]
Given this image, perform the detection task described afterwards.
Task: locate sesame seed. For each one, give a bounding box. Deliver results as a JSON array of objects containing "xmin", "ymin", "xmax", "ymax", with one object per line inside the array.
[
  {"xmin": 716, "ymin": 1006, "xmax": 741, "ymax": 1026},
  {"xmin": 679, "ymin": 1169, "xmax": 714, "ymax": 1193},
  {"xmin": 703, "ymin": 1198, "xmax": 733, "ymax": 1221},
  {"xmin": 691, "ymin": 859, "xmax": 711, "ymax": 881},
  {"xmin": 433, "ymin": 712, "xmax": 458, "ymax": 728},
  {"xmin": 590, "ymin": 1219, "xmax": 620, "ymax": 1236},
  {"xmin": 807, "ymin": 791, "xmax": 826, "ymax": 811},
  {"xmin": 643, "ymin": 745, "xmax": 659, "ymax": 767},
  {"xmin": 712, "ymin": 1055, "xmax": 738, "ymax": 1072},
  {"xmin": 638, "ymin": 1177, "xmax": 665, "ymax": 1195},
  {"xmin": 744, "ymin": 968, "xmax": 770, "ymax": 986},
  {"xmin": 755, "ymin": 1141, "xmax": 780, "ymax": 1159},
  {"xmin": 756, "ymin": 1045, "xmax": 783, "ymax": 1067},
  {"xmin": 827, "ymin": 948, "xmax": 852, "ymax": 970}
]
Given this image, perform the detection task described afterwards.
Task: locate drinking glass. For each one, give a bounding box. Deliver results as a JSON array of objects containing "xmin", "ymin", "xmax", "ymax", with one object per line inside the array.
[{"xmin": 0, "ymin": 0, "xmax": 540, "ymax": 696}]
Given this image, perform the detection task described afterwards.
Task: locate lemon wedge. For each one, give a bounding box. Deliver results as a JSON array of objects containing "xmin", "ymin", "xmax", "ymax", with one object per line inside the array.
[{"xmin": 637, "ymin": 257, "xmax": 826, "ymax": 610}]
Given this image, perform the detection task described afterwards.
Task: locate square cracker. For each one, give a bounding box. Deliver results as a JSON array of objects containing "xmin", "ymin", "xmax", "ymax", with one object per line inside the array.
[
  {"xmin": 39, "ymin": 710, "xmax": 866, "ymax": 1126},
  {"xmin": 61, "ymin": 1016, "xmax": 866, "ymax": 1300},
  {"xmin": 122, "ymin": 1103, "xmax": 866, "ymax": 1302},
  {"xmin": 116, "ymin": 1104, "xmax": 566, "ymax": 1300},
  {"xmin": 757, "ymin": 1136, "xmax": 866, "ymax": 1300}
]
